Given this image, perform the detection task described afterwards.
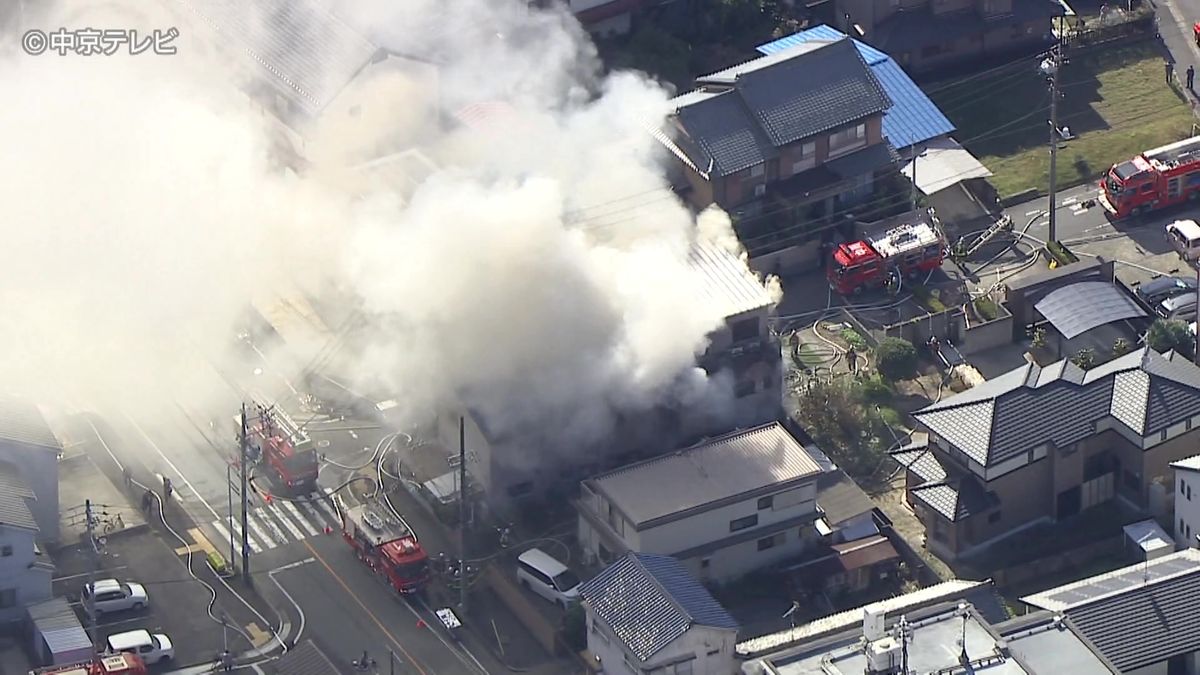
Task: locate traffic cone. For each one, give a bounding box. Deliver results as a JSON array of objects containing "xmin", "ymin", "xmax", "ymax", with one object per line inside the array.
[
  {"xmin": 416, "ymin": 618, "xmax": 427, "ymax": 629},
  {"xmin": 263, "ymin": 491, "xmax": 273, "ymax": 505},
  {"xmin": 323, "ymin": 525, "xmax": 332, "ymax": 535}
]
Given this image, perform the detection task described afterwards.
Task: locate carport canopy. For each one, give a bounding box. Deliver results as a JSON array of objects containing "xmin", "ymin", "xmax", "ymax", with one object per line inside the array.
[{"xmin": 1034, "ymin": 281, "xmax": 1148, "ymax": 340}]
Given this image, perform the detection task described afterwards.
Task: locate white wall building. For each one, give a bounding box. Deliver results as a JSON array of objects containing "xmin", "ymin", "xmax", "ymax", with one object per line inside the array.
[
  {"xmin": 1173, "ymin": 456, "xmax": 1200, "ymax": 549},
  {"xmin": 0, "ymin": 398, "xmax": 61, "ymax": 544},
  {"xmin": 577, "ymin": 422, "xmax": 822, "ymax": 583},
  {"xmin": 0, "ymin": 464, "xmax": 53, "ymax": 627},
  {"xmin": 579, "ymin": 552, "xmax": 739, "ymax": 675}
]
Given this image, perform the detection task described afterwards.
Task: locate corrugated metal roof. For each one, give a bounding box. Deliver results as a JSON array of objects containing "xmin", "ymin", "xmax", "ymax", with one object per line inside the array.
[
  {"xmin": 688, "ymin": 242, "xmax": 776, "ymax": 319},
  {"xmin": 586, "ymin": 422, "xmax": 821, "ymax": 527},
  {"xmin": 914, "ymin": 347, "xmax": 1200, "ymax": 468},
  {"xmin": 757, "ymin": 26, "xmax": 955, "ymax": 150},
  {"xmin": 28, "ymin": 598, "xmax": 90, "ymax": 657},
  {"xmin": 579, "ymin": 553, "xmax": 737, "ymax": 662},
  {"xmin": 1034, "ymin": 281, "xmax": 1148, "ymax": 340},
  {"xmin": 0, "ymin": 397, "xmax": 60, "ymax": 450},
  {"xmin": 176, "ymin": 0, "xmax": 378, "ymax": 118},
  {"xmin": 1022, "ymin": 550, "xmax": 1200, "ymax": 672}
]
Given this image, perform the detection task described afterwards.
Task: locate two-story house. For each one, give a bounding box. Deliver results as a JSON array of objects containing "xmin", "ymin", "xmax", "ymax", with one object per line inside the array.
[
  {"xmin": 831, "ymin": 0, "xmax": 1063, "ymax": 74},
  {"xmin": 580, "ymin": 552, "xmax": 739, "ymax": 675},
  {"xmin": 0, "ymin": 463, "xmax": 52, "ymax": 627},
  {"xmin": 438, "ymin": 241, "xmax": 782, "ymax": 512},
  {"xmin": 1171, "ymin": 455, "xmax": 1200, "ymax": 549},
  {"xmin": 577, "ymin": 422, "xmax": 824, "ymax": 583},
  {"xmin": 658, "ymin": 38, "xmax": 898, "ymax": 261},
  {"xmin": 892, "ymin": 347, "xmax": 1200, "ymax": 561}
]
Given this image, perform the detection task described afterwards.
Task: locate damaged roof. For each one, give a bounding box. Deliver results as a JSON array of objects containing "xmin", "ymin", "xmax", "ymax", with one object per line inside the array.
[
  {"xmin": 689, "ymin": 242, "xmax": 777, "ymax": 319},
  {"xmin": 666, "ymin": 38, "xmax": 891, "ymax": 177},
  {"xmin": 580, "ymin": 553, "xmax": 738, "ymax": 663},
  {"xmin": 912, "ymin": 347, "xmax": 1200, "ymax": 468}
]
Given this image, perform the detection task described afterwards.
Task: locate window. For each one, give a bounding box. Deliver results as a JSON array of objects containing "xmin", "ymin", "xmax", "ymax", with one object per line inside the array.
[
  {"xmin": 1142, "ymin": 183, "xmax": 1156, "ymax": 193},
  {"xmin": 829, "ymin": 123, "xmax": 867, "ymax": 154},
  {"xmin": 731, "ymin": 317, "xmax": 759, "ymax": 343},
  {"xmin": 791, "ymin": 142, "xmax": 817, "ymax": 174},
  {"xmin": 758, "ymin": 532, "xmax": 785, "ymax": 551},
  {"xmin": 1182, "ymin": 518, "xmax": 1186, "ymax": 535},
  {"xmin": 0, "ymin": 545, "xmax": 11, "ymax": 557},
  {"xmin": 1188, "ymin": 418, "xmax": 1194, "ymax": 431},
  {"xmin": 730, "ymin": 514, "xmax": 759, "ymax": 532},
  {"xmin": 1161, "ymin": 430, "xmax": 1169, "ymax": 442},
  {"xmin": 1189, "ymin": 485, "xmax": 1193, "ymax": 501},
  {"xmin": 700, "ymin": 557, "xmax": 711, "ymax": 569},
  {"xmin": 988, "ymin": 511, "xmax": 1002, "ymax": 524},
  {"xmin": 0, "ymin": 589, "xmax": 14, "ymax": 608},
  {"xmin": 757, "ymin": 495, "xmax": 774, "ymax": 510},
  {"xmin": 750, "ymin": 163, "xmax": 765, "ymax": 178},
  {"xmin": 1183, "ymin": 479, "xmax": 1188, "ymax": 495},
  {"xmin": 1027, "ymin": 449, "xmax": 1035, "ymax": 463}
]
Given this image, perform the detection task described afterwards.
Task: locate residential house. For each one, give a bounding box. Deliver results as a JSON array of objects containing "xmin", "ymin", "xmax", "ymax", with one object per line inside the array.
[
  {"xmin": 0, "ymin": 398, "xmax": 61, "ymax": 544},
  {"xmin": 756, "ymin": 26, "xmax": 995, "ymax": 227},
  {"xmin": 739, "ymin": 578, "xmax": 1116, "ymax": 674},
  {"xmin": 0, "ymin": 465, "xmax": 52, "ymax": 627},
  {"xmin": 576, "ymin": 422, "xmax": 823, "ymax": 583},
  {"xmin": 829, "ymin": 0, "xmax": 1063, "ymax": 75},
  {"xmin": 438, "ymin": 241, "xmax": 782, "ymax": 511},
  {"xmin": 579, "ymin": 552, "xmax": 739, "ymax": 675},
  {"xmin": 892, "ymin": 347, "xmax": 1200, "ymax": 562},
  {"xmin": 1021, "ymin": 549, "xmax": 1200, "ymax": 674},
  {"xmin": 658, "ymin": 39, "xmax": 899, "ymax": 262},
  {"xmin": 1171, "ymin": 454, "xmax": 1200, "ymax": 549}
]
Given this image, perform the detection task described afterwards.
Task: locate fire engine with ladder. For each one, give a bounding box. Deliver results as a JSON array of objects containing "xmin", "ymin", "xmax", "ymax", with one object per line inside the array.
[
  {"xmin": 31, "ymin": 654, "xmax": 146, "ymax": 675},
  {"xmin": 1099, "ymin": 134, "xmax": 1200, "ymax": 218},
  {"xmin": 335, "ymin": 495, "xmax": 431, "ymax": 595},
  {"xmin": 828, "ymin": 209, "xmax": 948, "ymax": 296},
  {"xmin": 239, "ymin": 403, "xmax": 319, "ymax": 494}
]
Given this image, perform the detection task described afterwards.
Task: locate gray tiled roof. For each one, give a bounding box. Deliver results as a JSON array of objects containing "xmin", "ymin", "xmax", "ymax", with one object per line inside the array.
[
  {"xmin": 585, "ymin": 422, "xmax": 822, "ymax": 528},
  {"xmin": 913, "ymin": 347, "xmax": 1200, "ymax": 467},
  {"xmin": 910, "ymin": 476, "xmax": 996, "ymax": 522},
  {"xmin": 580, "ymin": 553, "xmax": 738, "ymax": 662},
  {"xmin": 0, "ymin": 397, "xmax": 60, "ymax": 450},
  {"xmin": 891, "ymin": 446, "xmax": 948, "ymax": 484},
  {"xmin": 815, "ymin": 470, "xmax": 875, "ymax": 525},
  {"xmin": 1022, "ymin": 550, "xmax": 1200, "ymax": 672},
  {"xmin": 178, "ymin": 0, "xmax": 379, "ymax": 118},
  {"xmin": 668, "ymin": 38, "xmax": 890, "ymax": 177}
]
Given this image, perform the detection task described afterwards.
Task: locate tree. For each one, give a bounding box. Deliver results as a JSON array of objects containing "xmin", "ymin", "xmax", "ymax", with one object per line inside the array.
[
  {"xmin": 561, "ymin": 602, "xmax": 587, "ymax": 652},
  {"xmin": 875, "ymin": 337, "xmax": 918, "ymax": 381},
  {"xmin": 1146, "ymin": 319, "xmax": 1193, "ymax": 356}
]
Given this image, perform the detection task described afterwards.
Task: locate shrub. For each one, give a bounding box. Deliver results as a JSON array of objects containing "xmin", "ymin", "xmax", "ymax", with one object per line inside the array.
[
  {"xmin": 561, "ymin": 601, "xmax": 587, "ymax": 652},
  {"xmin": 1071, "ymin": 348, "xmax": 1097, "ymax": 370},
  {"xmin": 1112, "ymin": 337, "xmax": 1132, "ymax": 356},
  {"xmin": 1047, "ymin": 241, "xmax": 1079, "ymax": 265},
  {"xmin": 912, "ymin": 285, "xmax": 947, "ymax": 313},
  {"xmin": 876, "ymin": 337, "xmax": 919, "ymax": 381},
  {"xmin": 1030, "ymin": 326, "xmax": 1048, "ymax": 350},
  {"xmin": 841, "ymin": 328, "xmax": 868, "ymax": 351},
  {"xmin": 1146, "ymin": 319, "xmax": 1193, "ymax": 356},
  {"xmin": 973, "ymin": 296, "xmax": 1000, "ymax": 321},
  {"xmin": 854, "ymin": 374, "xmax": 893, "ymax": 405}
]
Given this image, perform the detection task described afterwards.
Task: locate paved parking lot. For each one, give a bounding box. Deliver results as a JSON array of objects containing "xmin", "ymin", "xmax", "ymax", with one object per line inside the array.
[{"xmin": 52, "ymin": 529, "xmax": 234, "ymax": 668}]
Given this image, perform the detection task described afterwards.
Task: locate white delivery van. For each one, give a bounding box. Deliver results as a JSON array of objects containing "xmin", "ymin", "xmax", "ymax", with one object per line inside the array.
[
  {"xmin": 516, "ymin": 548, "xmax": 581, "ymax": 610},
  {"xmin": 1166, "ymin": 219, "xmax": 1200, "ymax": 263}
]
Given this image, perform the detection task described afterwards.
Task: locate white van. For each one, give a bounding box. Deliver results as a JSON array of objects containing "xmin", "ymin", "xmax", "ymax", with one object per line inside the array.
[
  {"xmin": 105, "ymin": 630, "xmax": 174, "ymax": 665},
  {"xmin": 1166, "ymin": 219, "xmax": 1200, "ymax": 262},
  {"xmin": 83, "ymin": 579, "xmax": 149, "ymax": 617},
  {"xmin": 1158, "ymin": 294, "xmax": 1199, "ymax": 322},
  {"xmin": 516, "ymin": 548, "xmax": 581, "ymax": 610}
]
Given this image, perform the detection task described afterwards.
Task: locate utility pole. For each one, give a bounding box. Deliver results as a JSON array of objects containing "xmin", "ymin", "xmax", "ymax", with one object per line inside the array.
[
  {"xmin": 84, "ymin": 500, "xmax": 99, "ymax": 660},
  {"xmin": 240, "ymin": 402, "xmax": 251, "ymax": 583},
  {"xmin": 227, "ymin": 462, "xmax": 235, "ymax": 572},
  {"xmin": 458, "ymin": 416, "xmax": 468, "ymax": 613},
  {"xmin": 1045, "ymin": 38, "xmax": 1065, "ymax": 245}
]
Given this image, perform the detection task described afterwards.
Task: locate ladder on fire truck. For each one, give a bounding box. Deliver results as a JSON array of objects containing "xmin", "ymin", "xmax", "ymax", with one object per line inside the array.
[{"xmin": 958, "ymin": 215, "xmax": 1013, "ymax": 259}]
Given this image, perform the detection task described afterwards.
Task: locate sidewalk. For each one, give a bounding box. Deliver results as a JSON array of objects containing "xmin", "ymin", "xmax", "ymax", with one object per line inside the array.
[{"xmin": 1156, "ymin": 0, "xmax": 1200, "ymax": 112}]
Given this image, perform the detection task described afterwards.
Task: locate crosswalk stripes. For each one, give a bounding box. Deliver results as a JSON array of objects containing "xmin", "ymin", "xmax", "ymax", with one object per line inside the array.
[{"xmin": 209, "ymin": 487, "xmax": 341, "ymax": 555}]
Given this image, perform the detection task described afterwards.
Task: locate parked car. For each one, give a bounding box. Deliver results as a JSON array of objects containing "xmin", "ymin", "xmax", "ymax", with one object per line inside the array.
[
  {"xmin": 516, "ymin": 548, "xmax": 581, "ymax": 610},
  {"xmin": 1157, "ymin": 294, "xmax": 1199, "ymax": 322},
  {"xmin": 104, "ymin": 630, "xmax": 174, "ymax": 665},
  {"xmin": 1166, "ymin": 219, "xmax": 1200, "ymax": 263},
  {"xmin": 1136, "ymin": 276, "xmax": 1197, "ymax": 306},
  {"xmin": 83, "ymin": 579, "xmax": 148, "ymax": 616}
]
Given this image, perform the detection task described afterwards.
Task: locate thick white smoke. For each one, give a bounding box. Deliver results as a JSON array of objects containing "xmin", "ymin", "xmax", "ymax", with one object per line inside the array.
[{"xmin": 0, "ymin": 0, "xmax": 780, "ymax": 456}]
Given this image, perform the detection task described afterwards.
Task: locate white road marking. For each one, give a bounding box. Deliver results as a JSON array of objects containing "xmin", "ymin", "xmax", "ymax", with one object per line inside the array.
[
  {"xmin": 223, "ymin": 517, "xmax": 264, "ymax": 553},
  {"xmin": 311, "ymin": 495, "xmax": 339, "ymax": 523},
  {"xmin": 271, "ymin": 502, "xmax": 307, "ymax": 540},
  {"xmin": 1063, "ymin": 197, "xmax": 1078, "ymax": 205},
  {"xmin": 248, "ymin": 510, "xmax": 278, "ymax": 547},
  {"xmin": 348, "ymin": 430, "xmax": 358, "ymax": 439},
  {"xmin": 282, "ymin": 500, "xmax": 320, "ymax": 536},
  {"xmin": 1025, "ymin": 209, "xmax": 1042, "ymax": 216}
]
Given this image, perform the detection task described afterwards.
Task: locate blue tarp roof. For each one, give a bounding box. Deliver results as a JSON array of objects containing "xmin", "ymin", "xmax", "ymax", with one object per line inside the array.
[{"xmin": 758, "ymin": 26, "xmax": 954, "ymax": 151}]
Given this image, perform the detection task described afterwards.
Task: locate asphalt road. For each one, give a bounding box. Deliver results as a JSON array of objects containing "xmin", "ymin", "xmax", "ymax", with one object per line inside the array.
[{"xmin": 264, "ymin": 536, "xmax": 502, "ymax": 675}]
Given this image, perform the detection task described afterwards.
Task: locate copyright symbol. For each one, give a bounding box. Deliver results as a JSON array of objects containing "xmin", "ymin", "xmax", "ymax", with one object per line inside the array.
[{"xmin": 22, "ymin": 30, "xmax": 47, "ymax": 56}]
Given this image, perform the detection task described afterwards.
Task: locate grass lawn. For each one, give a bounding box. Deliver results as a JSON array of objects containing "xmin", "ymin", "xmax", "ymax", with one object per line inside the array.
[{"xmin": 929, "ymin": 39, "xmax": 1196, "ymax": 198}]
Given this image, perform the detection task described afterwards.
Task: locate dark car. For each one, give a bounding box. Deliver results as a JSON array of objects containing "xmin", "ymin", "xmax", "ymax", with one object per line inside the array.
[{"xmin": 1136, "ymin": 276, "xmax": 1198, "ymax": 306}]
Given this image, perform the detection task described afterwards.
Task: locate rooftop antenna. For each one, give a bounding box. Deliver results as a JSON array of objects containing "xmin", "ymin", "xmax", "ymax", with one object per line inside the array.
[
  {"xmin": 958, "ymin": 603, "xmax": 970, "ymax": 666},
  {"xmin": 783, "ymin": 600, "xmax": 800, "ymax": 630}
]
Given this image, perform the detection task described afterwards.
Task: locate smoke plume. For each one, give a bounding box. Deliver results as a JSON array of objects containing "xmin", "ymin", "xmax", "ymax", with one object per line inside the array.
[{"xmin": 0, "ymin": 0, "xmax": 780, "ymax": 457}]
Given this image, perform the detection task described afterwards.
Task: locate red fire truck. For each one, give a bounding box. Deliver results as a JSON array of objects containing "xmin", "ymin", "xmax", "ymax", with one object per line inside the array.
[
  {"xmin": 1099, "ymin": 134, "xmax": 1200, "ymax": 218},
  {"xmin": 242, "ymin": 404, "xmax": 319, "ymax": 493},
  {"xmin": 828, "ymin": 209, "xmax": 947, "ymax": 295},
  {"xmin": 337, "ymin": 496, "xmax": 431, "ymax": 595},
  {"xmin": 31, "ymin": 654, "xmax": 147, "ymax": 675}
]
